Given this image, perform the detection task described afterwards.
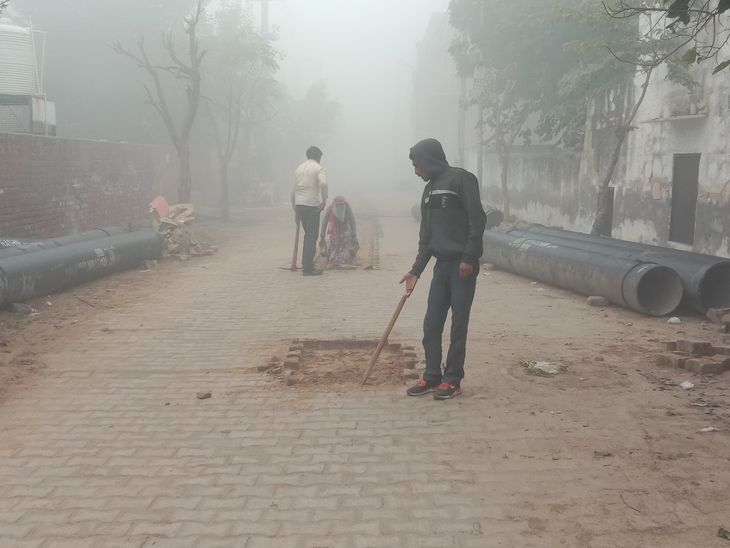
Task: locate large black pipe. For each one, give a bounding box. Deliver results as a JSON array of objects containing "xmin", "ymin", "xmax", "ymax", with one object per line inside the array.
[
  {"xmin": 0, "ymin": 227, "xmax": 128, "ymax": 259},
  {"xmin": 0, "ymin": 230, "xmax": 162, "ymax": 306},
  {"xmin": 49, "ymin": 227, "xmax": 128, "ymax": 247},
  {"xmin": 519, "ymin": 225, "xmax": 730, "ymax": 312},
  {"xmin": 483, "ymin": 230, "xmax": 684, "ymax": 316}
]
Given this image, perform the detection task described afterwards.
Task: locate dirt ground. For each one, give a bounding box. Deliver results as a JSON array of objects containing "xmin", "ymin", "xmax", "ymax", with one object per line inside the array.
[
  {"xmin": 264, "ymin": 340, "xmax": 415, "ymax": 388},
  {"xmin": 3, "ymin": 208, "xmax": 730, "ymax": 425},
  {"xmin": 0, "ymin": 218, "xmax": 239, "ymax": 403},
  {"xmin": 1, "ymin": 201, "xmax": 729, "ymax": 546}
]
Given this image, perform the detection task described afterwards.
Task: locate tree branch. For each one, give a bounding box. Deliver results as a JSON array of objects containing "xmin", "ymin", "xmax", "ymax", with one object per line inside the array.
[
  {"xmin": 112, "ymin": 38, "xmax": 181, "ymax": 147},
  {"xmin": 604, "ymin": 0, "xmax": 730, "ymax": 71}
]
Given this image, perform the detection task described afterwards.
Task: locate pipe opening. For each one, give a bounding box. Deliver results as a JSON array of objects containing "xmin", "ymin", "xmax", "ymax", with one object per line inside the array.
[
  {"xmin": 700, "ymin": 262, "xmax": 730, "ymax": 311},
  {"xmin": 637, "ymin": 266, "xmax": 684, "ymax": 316}
]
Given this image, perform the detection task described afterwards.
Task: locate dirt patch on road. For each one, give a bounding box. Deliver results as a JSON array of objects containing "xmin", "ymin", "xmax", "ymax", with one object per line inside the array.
[{"xmin": 263, "ymin": 339, "xmax": 421, "ymax": 388}]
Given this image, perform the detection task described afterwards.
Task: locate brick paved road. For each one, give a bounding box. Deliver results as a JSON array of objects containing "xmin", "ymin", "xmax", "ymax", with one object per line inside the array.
[{"xmin": 0, "ymin": 206, "xmax": 728, "ymax": 547}]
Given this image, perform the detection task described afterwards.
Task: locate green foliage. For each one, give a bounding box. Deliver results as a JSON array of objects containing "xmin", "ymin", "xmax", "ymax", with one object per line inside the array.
[
  {"xmin": 204, "ymin": 0, "xmax": 281, "ymax": 130},
  {"xmin": 449, "ymin": 0, "xmax": 645, "ymax": 149},
  {"xmin": 449, "ymin": 0, "xmax": 688, "ymax": 149},
  {"xmin": 608, "ymin": 0, "xmax": 730, "ymax": 73}
]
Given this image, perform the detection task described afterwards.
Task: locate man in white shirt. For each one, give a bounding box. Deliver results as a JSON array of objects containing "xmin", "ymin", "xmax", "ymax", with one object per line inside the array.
[{"xmin": 292, "ymin": 146, "xmax": 328, "ymax": 276}]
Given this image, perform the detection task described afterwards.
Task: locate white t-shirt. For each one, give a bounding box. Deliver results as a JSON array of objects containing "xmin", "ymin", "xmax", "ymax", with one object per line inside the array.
[{"xmin": 293, "ymin": 159, "xmax": 327, "ymax": 207}]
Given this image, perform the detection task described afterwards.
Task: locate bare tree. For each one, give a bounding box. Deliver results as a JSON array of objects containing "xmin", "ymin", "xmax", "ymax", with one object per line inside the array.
[
  {"xmin": 112, "ymin": 0, "xmax": 207, "ymax": 203},
  {"xmin": 470, "ymin": 68, "xmax": 532, "ymax": 219},
  {"xmin": 204, "ymin": 2, "xmax": 279, "ymax": 220},
  {"xmin": 590, "ymin": 3, "xmax": 699, "ymax": 234}
]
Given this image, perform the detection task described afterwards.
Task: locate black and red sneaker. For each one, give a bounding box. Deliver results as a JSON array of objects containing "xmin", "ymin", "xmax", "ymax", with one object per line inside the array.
[
  {"xmin": 433, "ymin": 382, "xmax": 462, "ymax": 400},
  {"xmin": 406, "ymin": 379, "xmax": 438, "ymax": 397}
]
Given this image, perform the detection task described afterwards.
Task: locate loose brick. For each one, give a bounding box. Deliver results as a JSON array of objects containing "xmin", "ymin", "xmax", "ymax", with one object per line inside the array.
[
  {"xmin": 655, "ymin": 352, "xmax": 691, "ymax": 369},
  {"xmin": 587, "ymin": 296, "xmax": 610, "ymax": 307},
  {"xmin": 711, "ymin": 345, "xmax": 730, "ymax": 356},
  {"xmin": 676, "ymin": 340, "xmax": 714, "ymax": 356},
  {"xmin": 684, "ymin": 357, "xmax": 730, "ymax": 375},
  {"xmin": 706, "ymin": 307, "xmax": 730, "ymax": 324}
]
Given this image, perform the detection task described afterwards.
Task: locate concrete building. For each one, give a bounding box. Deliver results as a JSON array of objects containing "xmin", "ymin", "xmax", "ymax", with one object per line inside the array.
[
  {"xmin": 413, "ymin": 12, "xmax": 730, "ymax": 257},
  {"xmin": 492, "ymin": 61, "xmax": 730, "ymax": 257},
  {"xmin": 615, "ymin": 62, "xmax": 730, "ymax": 256}
]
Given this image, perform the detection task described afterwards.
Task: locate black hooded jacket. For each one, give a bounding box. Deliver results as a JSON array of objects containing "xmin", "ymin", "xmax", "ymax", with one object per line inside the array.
[{"xmin": 409, "ymin": 139, "xmax": 487, "ymax": 276}]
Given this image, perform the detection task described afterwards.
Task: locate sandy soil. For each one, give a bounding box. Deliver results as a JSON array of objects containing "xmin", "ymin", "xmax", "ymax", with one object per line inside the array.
[{"xmin": 264, "ymin": 340, "xmax": 415, "ymax": 388}]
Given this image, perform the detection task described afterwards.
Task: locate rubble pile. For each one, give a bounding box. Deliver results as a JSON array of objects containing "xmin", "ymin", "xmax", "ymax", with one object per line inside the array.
[{"xmin": 150, "ymin": 197, "xmax": 216, "ymax": 261}]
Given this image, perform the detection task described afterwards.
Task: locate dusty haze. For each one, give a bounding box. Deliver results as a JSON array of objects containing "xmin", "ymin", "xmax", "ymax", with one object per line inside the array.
[
  {"xmin": 7, "ymin": 0, "xmax": 451, "ymax": 203},
  {"xmin": 270, "ymin": 0, "xmax": 450, "ymax": 192}
]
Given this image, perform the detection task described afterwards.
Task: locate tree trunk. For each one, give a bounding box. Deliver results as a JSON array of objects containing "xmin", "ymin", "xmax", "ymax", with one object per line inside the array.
[
  {"xmin": 241, "ymin": 126, "xmax": 254, "ymax": 198},
  {"xmin": 590, "ymin": 128, "xmax": 626, "ymax": 235},
  {"xmin": 220, "ymin": 158, "xmax": 230, "ymax": 222},
  {"xmin": 590, "ymin": 68, "xmax": 653, "ymax": 236},
  {"xmin": 178, "ymin": 143, "xmax": 192, "ymax": 203},
  {"xmin": 498, "ymin": 151, "xmax": 510, "ymax": 219}
]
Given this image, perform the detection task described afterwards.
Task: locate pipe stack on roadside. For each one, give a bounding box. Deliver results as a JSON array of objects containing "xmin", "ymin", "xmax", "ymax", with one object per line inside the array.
[
  {"xmin": 483, "ymin": 225, "xmax": 730, "ymax": 317},
  {"xmin": 0, "ymin": 228, "xmax": 162, "ymax": 307}
]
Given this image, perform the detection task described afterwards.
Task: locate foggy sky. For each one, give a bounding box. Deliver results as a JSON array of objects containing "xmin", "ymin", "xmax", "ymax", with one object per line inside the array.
[
  {"xmin": 6, "ymin": 0, "xmax": 452, "ymax": 199},
  {"xmin": 265, "ymin": 0, "xmax": 450, "ymax": 192}
]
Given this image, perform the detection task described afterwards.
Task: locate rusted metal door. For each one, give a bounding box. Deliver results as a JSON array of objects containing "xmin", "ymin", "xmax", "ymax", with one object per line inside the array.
[{"xmin": 669, "ymin": 153, "xmax": 700, "ymax": 245}]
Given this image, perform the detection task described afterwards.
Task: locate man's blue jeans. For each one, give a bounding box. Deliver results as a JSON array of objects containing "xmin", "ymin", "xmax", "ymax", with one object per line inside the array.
[{"xmin": 422, "ymin": 260, "xmax": 478, "ymax": 387}]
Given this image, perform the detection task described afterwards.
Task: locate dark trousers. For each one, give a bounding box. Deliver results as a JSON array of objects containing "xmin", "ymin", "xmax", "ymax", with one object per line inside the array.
[
  {"xmin": 296, "ymin": 205, "xmax": 320, "ymax": 273},
  {"xmin": 422, "ymin": 260, "xmax": 478, "ymax": 386}
]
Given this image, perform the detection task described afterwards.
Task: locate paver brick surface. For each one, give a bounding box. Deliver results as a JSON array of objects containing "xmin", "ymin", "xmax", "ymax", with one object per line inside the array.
[{"xmin": 0, "ymin": 206, "xmax": 729, "ymax": 547}]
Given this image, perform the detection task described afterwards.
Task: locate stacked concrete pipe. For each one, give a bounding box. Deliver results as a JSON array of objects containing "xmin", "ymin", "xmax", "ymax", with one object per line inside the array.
[
  {"xmin": 517, "ymin": 225, "xmax": 730, "ymax": 313},
  {"xmin": 483, "ymin": 230, "xmax": 684, "ymax": 317}
]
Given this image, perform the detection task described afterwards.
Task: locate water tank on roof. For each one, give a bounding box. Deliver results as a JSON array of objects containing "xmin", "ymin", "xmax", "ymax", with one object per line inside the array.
[{"xmin": 0, "ymin": 19, "xmax": 39, "ymax": 95}]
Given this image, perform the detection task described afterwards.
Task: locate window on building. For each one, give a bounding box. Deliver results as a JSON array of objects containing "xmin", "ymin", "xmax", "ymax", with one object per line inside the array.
[{"xmin": 669, "ymin": 153, "xmax": 701, "ymax": 245}]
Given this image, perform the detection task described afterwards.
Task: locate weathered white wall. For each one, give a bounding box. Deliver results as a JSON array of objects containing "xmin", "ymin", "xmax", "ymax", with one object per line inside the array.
[
  {"xmin": 615, "ymin": 59, "xmax": 730, "ymax": 256},
  {"xmin": 475, "ymin": 60, "xmax": 730, "ymax": 257},
  {"xmin": 479, "ymin": 146, "xmax": 592, "ymax": 231},
  {"xmin": 418, "ymin": 11, "xmax": 730, "ymax": 257}
]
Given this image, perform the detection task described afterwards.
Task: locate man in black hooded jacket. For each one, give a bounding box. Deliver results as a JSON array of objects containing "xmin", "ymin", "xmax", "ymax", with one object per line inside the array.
[{"xmin": 401, "ymin": 138, "xmax": 486, "ymax": 400}]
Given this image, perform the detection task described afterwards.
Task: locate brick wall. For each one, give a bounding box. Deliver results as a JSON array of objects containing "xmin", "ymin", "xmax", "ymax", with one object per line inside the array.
[{"xmin": 0, "ymin": 133, "xmax": 183, "ymax": 239}]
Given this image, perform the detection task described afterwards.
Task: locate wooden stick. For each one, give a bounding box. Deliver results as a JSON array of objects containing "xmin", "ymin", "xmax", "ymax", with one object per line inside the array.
[
  {"xmin": 290, "ymin": 221, "xmax": 300, "ymax": 271},
  {"xmin": 279, "ymin": 221, "xmax": 301, "ymax": 271},
  {"xmin": 360, "ymin": 293, "xmax": 409, "ymax": 386}
]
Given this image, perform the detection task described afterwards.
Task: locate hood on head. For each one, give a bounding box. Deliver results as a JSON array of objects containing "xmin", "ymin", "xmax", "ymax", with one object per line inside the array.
[
  {"xmin": 332, "ymin": 196, "xmax": 348, "ymax": 222},
  {"xmin": 409, "ymin": 138, "xmax": 449, "ymax": 181}
]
